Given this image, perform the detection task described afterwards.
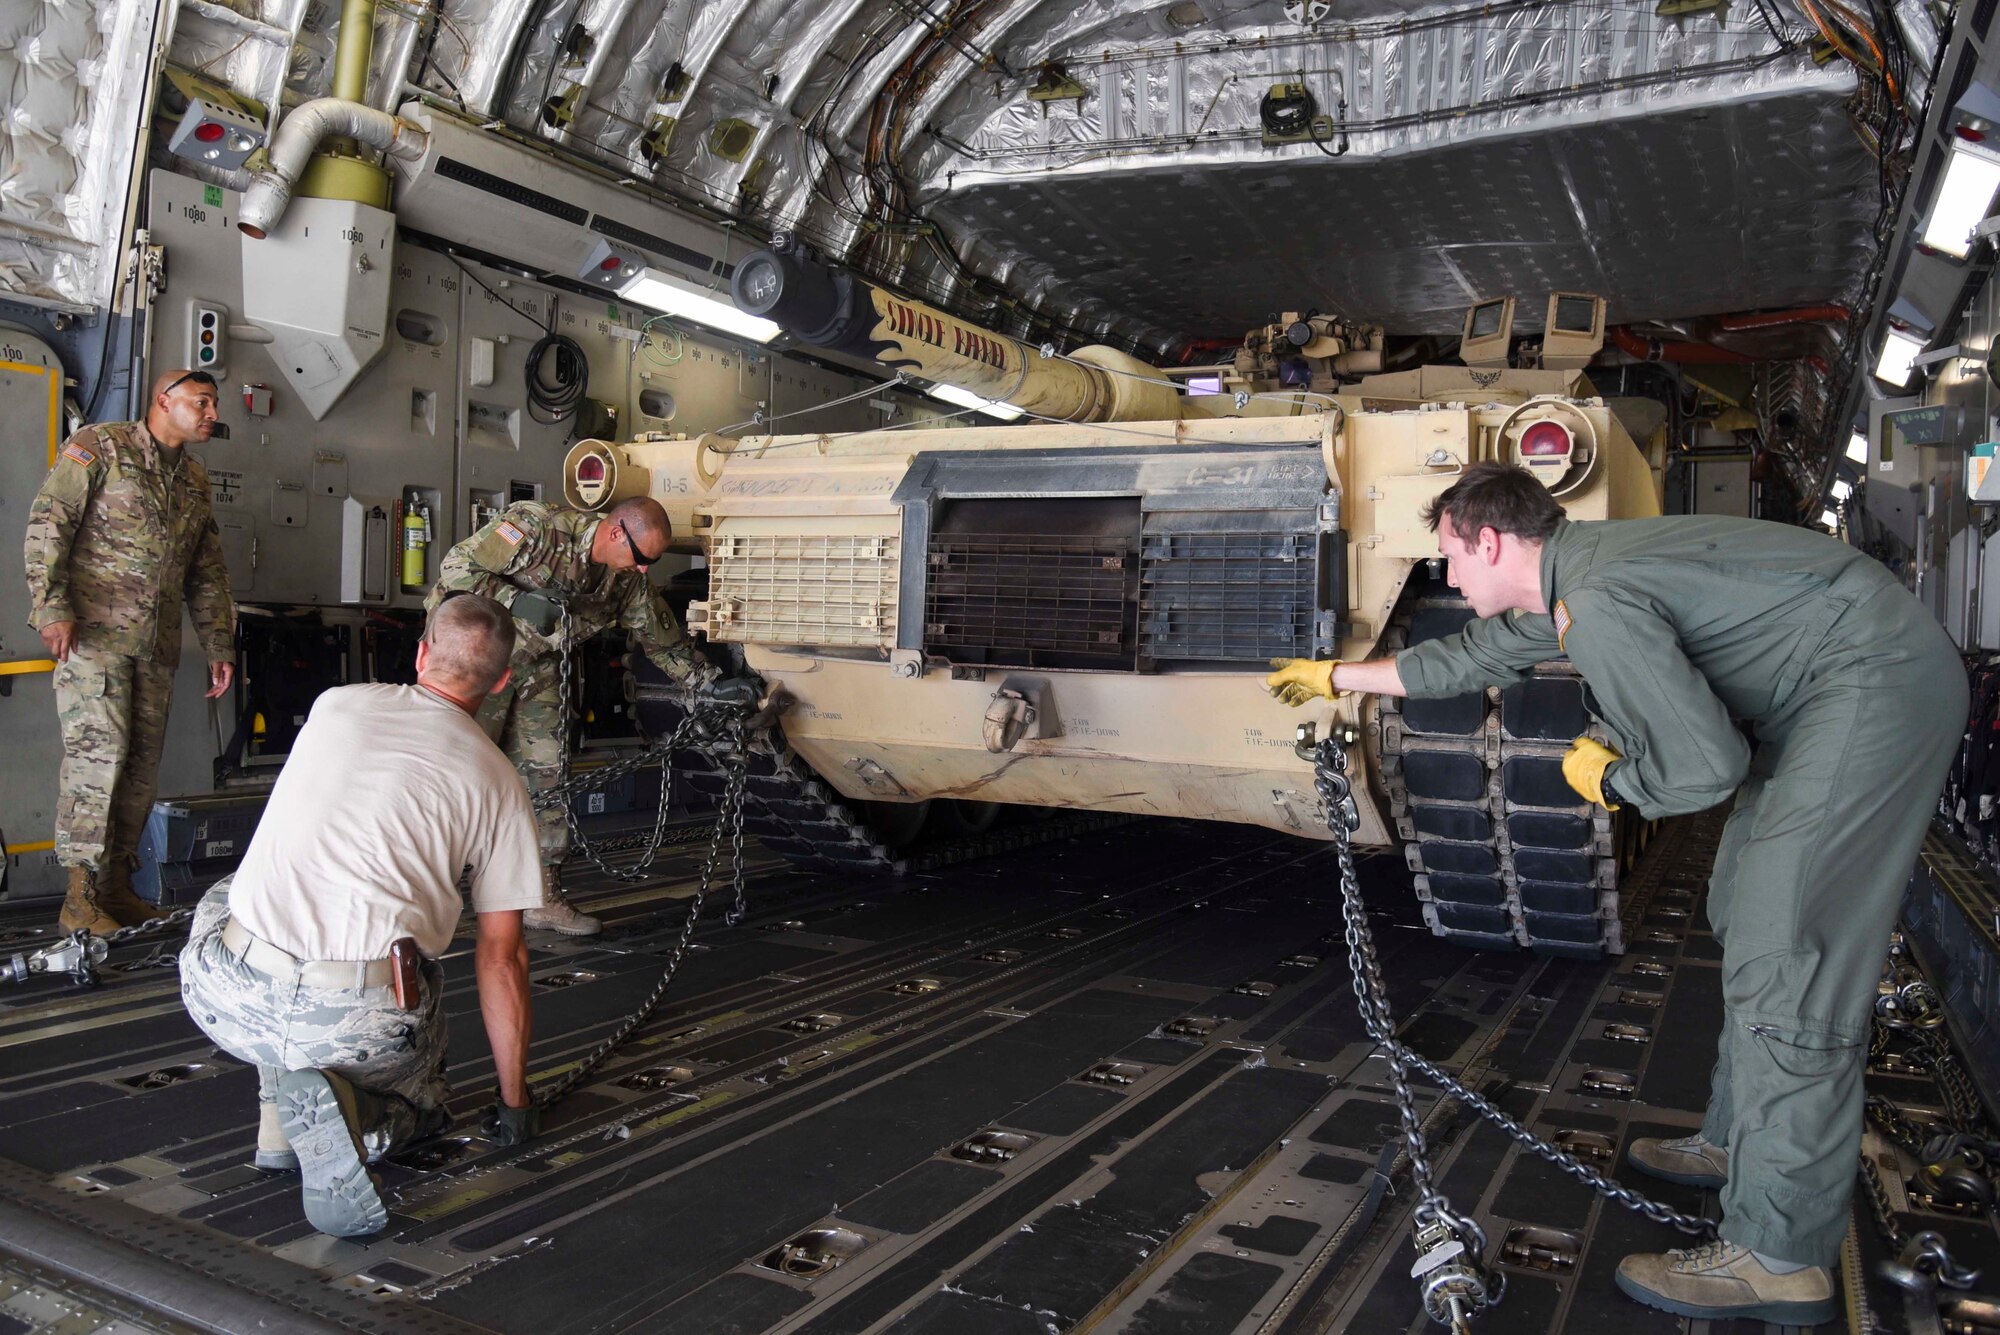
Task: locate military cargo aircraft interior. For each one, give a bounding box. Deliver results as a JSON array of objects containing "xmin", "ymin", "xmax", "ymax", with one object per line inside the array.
[{"xmin": 4, "ymin": 0, "xmax": 2000, "ymax": 1331}]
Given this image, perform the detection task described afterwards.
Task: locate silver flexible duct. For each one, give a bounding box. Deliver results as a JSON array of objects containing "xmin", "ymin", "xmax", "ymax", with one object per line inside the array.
[{"xmin": 238, "ymin": 100, "xmax": 428, "ymax": 238}]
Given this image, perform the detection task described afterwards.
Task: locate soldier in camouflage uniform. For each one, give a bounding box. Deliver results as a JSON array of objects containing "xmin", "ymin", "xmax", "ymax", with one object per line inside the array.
[
  {"xmin": 23, "ymin": 369, "xmax": 236, "ymax": 935},
  {"xmin": 429, "ymin": 497, "xmax": 720, "ymax": 935}
]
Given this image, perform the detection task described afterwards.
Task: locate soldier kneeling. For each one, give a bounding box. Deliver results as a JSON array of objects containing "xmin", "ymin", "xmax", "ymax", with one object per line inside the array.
[{"xmin": 179, "ymin": 594, "xmax": 541, "ymax": 1236}]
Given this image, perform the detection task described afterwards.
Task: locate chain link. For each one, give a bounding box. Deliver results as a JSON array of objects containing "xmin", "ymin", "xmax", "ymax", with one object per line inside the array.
[
  {"xmin": 1309, "ymin": 734, "xmax": 1713, "ymax": 1327},
  {"xmin": 527, "ymin": 598, "xmax": 757, "ymax": 1105},
  {"xmin": 531, "ymin": 708, "xmax": 751, "ymax": 1109},
  {"xmin": 552, "ymin": 601, "xmax": 691, "ymax": 884}
]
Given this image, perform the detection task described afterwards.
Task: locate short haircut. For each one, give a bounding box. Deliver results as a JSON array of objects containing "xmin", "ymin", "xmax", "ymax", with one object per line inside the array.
[
  {"xmin": 1422, "ymin": 461, "xmax": 1566, "ymax": 545},
  {"xmin": 423, "ymin": 592, "xmax": 515, "ymax": 692},
  {"xmin": 608, "ymin": 497, "xmax": 671, "ymax": 549}
]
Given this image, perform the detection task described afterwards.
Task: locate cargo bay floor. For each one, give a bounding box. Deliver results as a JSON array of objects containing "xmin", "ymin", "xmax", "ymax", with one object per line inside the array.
[{"xmin": 0, "ymin": 814, "xmax": 1993, "ymax": 1335}]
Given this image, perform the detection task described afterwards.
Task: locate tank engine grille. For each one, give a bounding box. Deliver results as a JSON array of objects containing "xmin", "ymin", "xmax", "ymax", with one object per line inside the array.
[
  {"xmin": 925, "ymin": 537, "xmax": 1137, "ymax": 669},
  {"xmin": 695, "ymin": 527, "xmax": 899, "ymax": 649},
  {"xmin": 1139, "ymin": 529, "xmax": 1318, "ymax": 661}
]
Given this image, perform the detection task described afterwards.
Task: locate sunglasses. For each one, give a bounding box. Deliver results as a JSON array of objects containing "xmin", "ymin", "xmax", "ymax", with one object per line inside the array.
[
  {"xmin": 619, "ymin": 521, "xmax": 665, "ymax": 569},
  {"xmin": 160, "ymin": 370, "xmax": 219, "ymax": 397}
]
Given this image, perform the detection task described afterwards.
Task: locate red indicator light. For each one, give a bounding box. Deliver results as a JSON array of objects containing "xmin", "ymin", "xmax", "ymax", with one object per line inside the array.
[
  {"xmin": 1519, "ymin": 421, "xmax": 1571, "ymax": 457},
  {"xmin": 600, "ymin": 255, "xmax": 625, "ymax": 271},
  {"xmin": 194, "ymin": 121, "xmax": 227, "ymax": 142},
  {"xmin": 577, "ymin": 456, "xmax": 607, "ymax": 483}
]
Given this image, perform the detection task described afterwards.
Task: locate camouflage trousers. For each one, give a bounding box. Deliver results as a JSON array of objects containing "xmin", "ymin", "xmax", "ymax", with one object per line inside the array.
[
  {"xmin": 179, "ymin": 879, "xmax": 449, "ymax": 1160},
  {"xmin": 52, "ymin": 647, "xmax": 174, "ymax": 872},
  {"xmin": 476, "ymin": 660, "xmax": 566, "ymax": 877}
]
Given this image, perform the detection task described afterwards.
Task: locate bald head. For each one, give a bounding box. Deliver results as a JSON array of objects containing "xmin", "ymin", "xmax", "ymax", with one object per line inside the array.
[
  {"xmin": 592, "ymin": 497, "xmax": 673, "ymax": 571},
  {"xmin": 421, "ymin": 593, "xmax": 515, "ymax": 697}
]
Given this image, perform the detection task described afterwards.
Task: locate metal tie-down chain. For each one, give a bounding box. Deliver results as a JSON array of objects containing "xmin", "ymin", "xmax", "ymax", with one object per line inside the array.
[
  {"xmin": 554, "ymin": 600, "xmax": 693, "ymax": 886},
  {"xmin": 528, "ymin": 598, "xmax": 756, "ymax": 1107},
  {"xmin": 1305, "ymin": 727, "xmax": 1714, "ymax": 1330},
  {"xmin": 0, "ymin": 906, "xmax": 201, "ymax": 986}
]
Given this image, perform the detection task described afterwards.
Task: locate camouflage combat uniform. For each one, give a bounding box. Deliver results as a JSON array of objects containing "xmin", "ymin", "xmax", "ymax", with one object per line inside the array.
[
  {"xmin": 23, "ymin": 422, "xmax": 234, "ymax": 872},
  {"xmin": 429, "ymin": 502, "xmax": 714, "ymax": 864},
  {"xmin": 180, "ymin": 879, "xmax": 448, "ymax": 1158}
]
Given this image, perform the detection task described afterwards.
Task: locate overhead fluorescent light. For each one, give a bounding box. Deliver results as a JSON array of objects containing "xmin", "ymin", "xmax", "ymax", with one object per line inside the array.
[
  {"xmin": 1820, "ymin": 508, "xmax": 1840, "ymax": 529},
  {"xmin": 1874, "ymin": 325, "xmax": 1926, "ymax": 387},
  {"xmin": 928, "ymin": 382, "xmax": 1024, "ymax": 421},
  {"xmin": 1921, "ymin": 130, "xmax": 2000, "ymax": 259},
  {"xmin": 1831, "ymin": 478, "xmax": 1853, "ymax": 502},
  {"xmin": 620, "ymin": 268, "xmax": 781, "ymax": 343},
  {"xmin": 1846, "ymin": 432, "xmax": 1868, "ymax": 464}
]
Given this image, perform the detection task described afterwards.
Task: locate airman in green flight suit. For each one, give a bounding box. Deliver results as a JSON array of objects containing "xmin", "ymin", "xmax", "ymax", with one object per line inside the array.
[{"xmin": 1267, "ymin": 461, "xmax": 1966, "ymax": 1326}]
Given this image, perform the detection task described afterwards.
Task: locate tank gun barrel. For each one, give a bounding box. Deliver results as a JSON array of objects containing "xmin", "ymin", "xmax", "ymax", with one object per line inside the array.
[{"xmin": 731, "ymin": 243, "xmax": 1180, "ymax": 423}]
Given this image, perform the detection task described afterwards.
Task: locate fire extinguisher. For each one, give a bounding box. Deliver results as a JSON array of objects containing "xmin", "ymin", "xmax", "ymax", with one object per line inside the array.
[{"xmin": 401, "ymin": 501, "xmax": 431, "ymax": 592}]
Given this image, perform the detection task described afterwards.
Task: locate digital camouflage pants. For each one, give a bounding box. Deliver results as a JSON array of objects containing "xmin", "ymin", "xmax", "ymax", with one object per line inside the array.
[
  {"xmin": 476, "ymin": 658, "xmax": 566, "ymax": 872},
  {"xmin": 53, "ymin": 647, "xmax": 174, "ymax": 872},
  {"xmin": 179, "ymin": 880, "xmax": 449, "ymax": 1160}
]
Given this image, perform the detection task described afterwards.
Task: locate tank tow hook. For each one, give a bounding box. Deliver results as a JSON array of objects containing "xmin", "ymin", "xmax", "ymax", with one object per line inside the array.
[{"xmin": 1308, "ymin": 729, "xmax": 1715, "ymax": 1329}]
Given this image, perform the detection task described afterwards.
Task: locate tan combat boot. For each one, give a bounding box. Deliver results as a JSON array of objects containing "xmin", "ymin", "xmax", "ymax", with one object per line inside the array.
[
  {"xmin": 57, "ymin": 867, "xmax": 121, "ymax": 936},
  {"xmin": 1616, "ymin": 1241, "xmax": 1836, "ymax": 1325},
  {"xmin": 1626, "ymin": 1132, "xmax": 1729, "ymax": 1188},
  {"xmin": 96, "ymin": 858, "xmax": 169, "ymax": 927},
  {"xmin": 522, "ymin": 866, "xmax": 601, "ymax": 936}
]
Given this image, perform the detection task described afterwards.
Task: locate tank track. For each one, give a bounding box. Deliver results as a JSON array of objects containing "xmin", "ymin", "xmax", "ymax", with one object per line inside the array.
[
  {"xmin": 652, "ymin": 700, "xmax": 1137, "ymax": 875},
  {"xmin": 1371, "ymin": 583, "xmax": 1629, "ymax": 958},
  {"xmin": 671, "ymin": 728, "xmax": 906, "ymax": 872}
]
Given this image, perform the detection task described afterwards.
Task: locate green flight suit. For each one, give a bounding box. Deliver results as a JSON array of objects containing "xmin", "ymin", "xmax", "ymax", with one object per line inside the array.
[
  {"xmin": 428, "ymin": 502, "xmax": 714, "ymax": 865},
  {"xmin": 1398, "ymin": 515, "xmax": 1966, "ymax": 1266}
]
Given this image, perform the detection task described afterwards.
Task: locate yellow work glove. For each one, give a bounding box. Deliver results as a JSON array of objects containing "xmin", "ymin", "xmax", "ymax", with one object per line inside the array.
[
  {"xmin": 1562, "ymin": 736, "xmax": 1622, "ymax": 810},
  {"xmin": 1265, "ymin": 658, "xmax": 1344, "ymax": 707}
]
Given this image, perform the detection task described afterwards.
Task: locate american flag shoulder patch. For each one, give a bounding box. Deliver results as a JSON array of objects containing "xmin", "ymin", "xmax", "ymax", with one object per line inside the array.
[
  {"xmin": 496, "ymin": 520, "xmax": 525, "ymax": 546},
  {"xmin": 1553, "ymin": 599, "xmax": 1573, "ymax": 650},
  {"xmin": 61, "ymin": 442, "xmax": 98, "ymax": 467}
]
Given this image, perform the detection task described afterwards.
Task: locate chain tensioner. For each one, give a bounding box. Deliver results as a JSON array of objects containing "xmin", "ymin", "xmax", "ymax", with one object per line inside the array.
[{"xmin": 1302, "ymin": 722, "xmax": 1714, "ymax": 1330}]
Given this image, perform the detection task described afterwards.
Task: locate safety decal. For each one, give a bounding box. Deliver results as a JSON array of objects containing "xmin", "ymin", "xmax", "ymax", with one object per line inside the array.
[
  {"xmin": 61, "ymin": 442, "xmax": 98, "ymax": 467},
  {"xmin": 1553, "ymin": 599, "xmax": 1572, "ymax": 651},
  {"xmin": 496, "ymin": 521, "xmax": 525, "ymax": 546}
]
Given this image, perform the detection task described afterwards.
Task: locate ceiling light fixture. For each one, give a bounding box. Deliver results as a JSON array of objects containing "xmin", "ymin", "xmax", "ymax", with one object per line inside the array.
[
  {"xmin": 1831, "ymin": 478, "xmax": 1853, "ymax": 502},
  {"xmin": 621, "ymin": 268, "xmax": 781, "ymax": 343},
  {"xmin": 928, "ymin": 382, "xmax": 1024, "ymax": 421},
  {"xmin": 1874, "ymin": 325, "xmax": 1927, "ymax": 387},
  {"xmin": 1819, "ymin": 508, "xmax": 1840, "ymax": 529},
  {"xmin": 1846, "ymin": 432, "xmax": 1868, "ymax": 464},
  {"xmin": 1922, "ymin": 127, "xmax": 2000, "ymax": 259}
]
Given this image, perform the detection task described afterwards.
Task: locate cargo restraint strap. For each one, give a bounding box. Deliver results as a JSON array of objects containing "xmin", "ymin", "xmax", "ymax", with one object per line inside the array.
[{"xmin": 1304, "ymin": 725, "xmax": 1714, "ymax": 1331}]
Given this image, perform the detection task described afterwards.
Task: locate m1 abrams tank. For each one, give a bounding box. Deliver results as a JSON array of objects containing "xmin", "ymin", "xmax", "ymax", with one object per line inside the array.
[{"xmin": 566, "ymin": 246, "xmax": 1661, "ymax": 957}]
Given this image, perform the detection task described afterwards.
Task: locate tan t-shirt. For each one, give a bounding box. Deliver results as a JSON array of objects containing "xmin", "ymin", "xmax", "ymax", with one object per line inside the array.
[{"xmin": 229, "ymin": 684, "xmax": 543, "ymax": 960}]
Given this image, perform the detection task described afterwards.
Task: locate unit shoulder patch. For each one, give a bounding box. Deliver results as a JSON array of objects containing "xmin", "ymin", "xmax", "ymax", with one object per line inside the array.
[
  {"xmin": 1552, "ymin": 599, "xmax": 1573, "ymax": 651},
  {"xmin": 61, "ymin": 442, "xmax": 99, "ymax": 468},
  {"xmin": 495, "ymin": 520, "xmax": 526, "ymax": 546}
]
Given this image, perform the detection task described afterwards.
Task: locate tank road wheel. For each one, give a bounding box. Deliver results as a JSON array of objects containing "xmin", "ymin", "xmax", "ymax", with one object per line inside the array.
[
  {"xmin": 928, "ymin": 800, "xmax": 1001, "ymax": 837},
  {"xmin": 861, "ymin": 799, "xmax": 933, "ymax": 848},
  {"xmin": 1373, "ymin": 579, "xmax": 1626, "ymax": 958}
]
